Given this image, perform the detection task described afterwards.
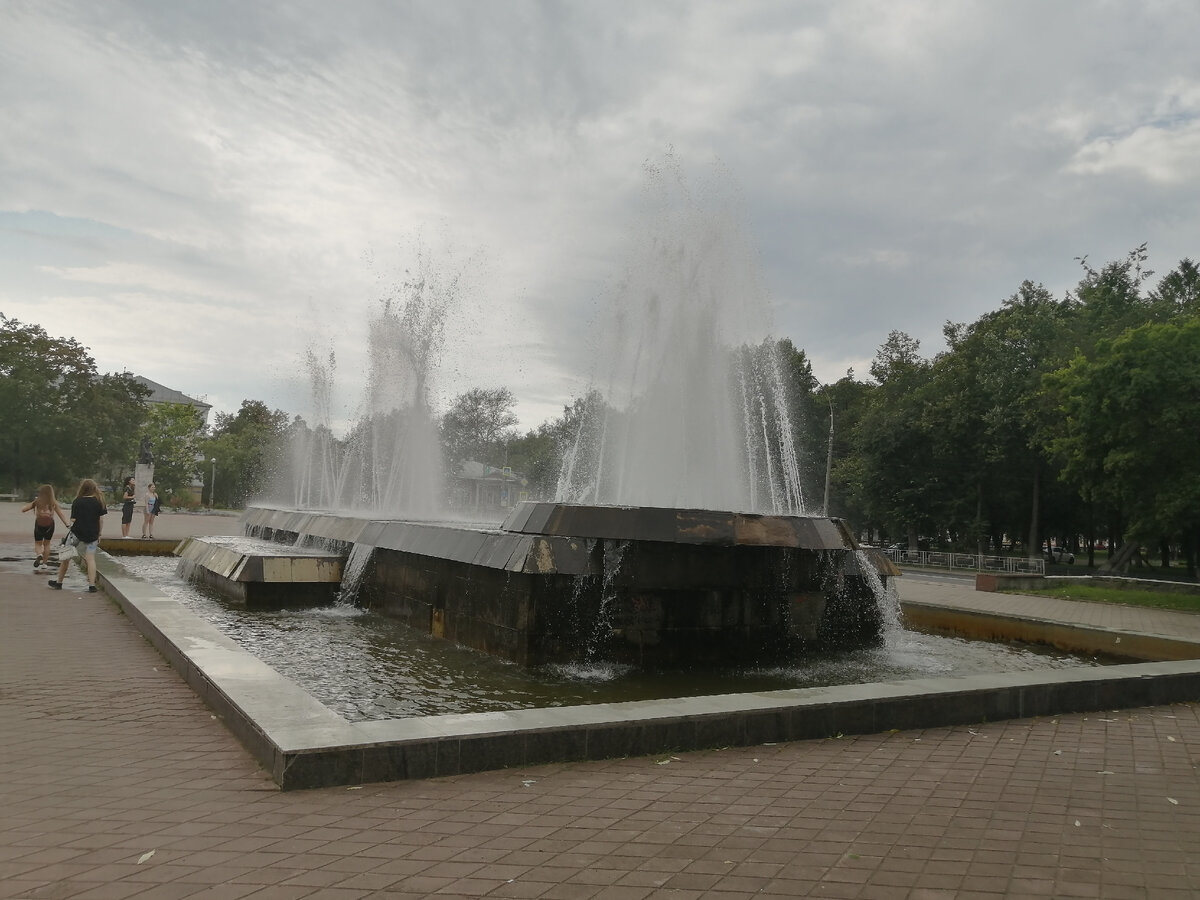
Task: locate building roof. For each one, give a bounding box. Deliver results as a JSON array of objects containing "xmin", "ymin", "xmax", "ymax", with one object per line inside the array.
[
  {"xmin": 133, "ymin": 375, "xmax": 212, "ymax": 417},
  {"xmin": 457, "ymin": 460, "xmax": 525, "ymax": 483}
]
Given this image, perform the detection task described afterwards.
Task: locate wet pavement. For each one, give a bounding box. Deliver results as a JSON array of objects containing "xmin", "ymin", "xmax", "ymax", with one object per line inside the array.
[{"xmin": 1, "ymin": 504, "xmax": 1198, "ymax": 898}]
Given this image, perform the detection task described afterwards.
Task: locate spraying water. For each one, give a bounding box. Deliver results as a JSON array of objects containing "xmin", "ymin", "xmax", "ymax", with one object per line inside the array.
[
  {"xmin": 557, "ymin": 155, "xmax": 806, "ymax": 513},
  {"xmin": 282, "ymin": 241, "xmax": 468, "ymax": 517}
]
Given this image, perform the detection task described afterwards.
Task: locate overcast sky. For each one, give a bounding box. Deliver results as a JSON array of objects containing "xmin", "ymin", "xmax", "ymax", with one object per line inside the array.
[{"xmin": 3, "ymin": 1, "xmax": 1199, "ymax": 431}]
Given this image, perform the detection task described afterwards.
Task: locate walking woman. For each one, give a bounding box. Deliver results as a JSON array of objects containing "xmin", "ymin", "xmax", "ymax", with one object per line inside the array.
[
  {"xmin": 22, "ymin": 484, "xmax": 69, "ymax": 570},
  {"xmin": 47, "ymin": 478, "xmax": 107, "ymax": 593}
]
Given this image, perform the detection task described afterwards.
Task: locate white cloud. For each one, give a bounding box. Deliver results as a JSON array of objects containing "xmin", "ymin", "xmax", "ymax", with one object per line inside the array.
[{"xmin": 1067, "ymin": 120, "xmax": 1200, "ymax": 184}]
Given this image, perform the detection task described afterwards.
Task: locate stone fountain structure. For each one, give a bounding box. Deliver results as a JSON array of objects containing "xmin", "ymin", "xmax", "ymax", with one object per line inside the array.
[
  {"xmin": 222, "ymin": 501, "xmax": 887, "ymax": 668},
  {"xmin": 182, "ymin": 156, "xmax": 894, "ymax": 668}
]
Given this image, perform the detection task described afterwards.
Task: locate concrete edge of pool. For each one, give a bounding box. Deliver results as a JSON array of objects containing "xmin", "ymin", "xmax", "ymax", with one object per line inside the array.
[{"xmin": 95, "ymin": 553, "xmax": 1200, "ymax": 792}]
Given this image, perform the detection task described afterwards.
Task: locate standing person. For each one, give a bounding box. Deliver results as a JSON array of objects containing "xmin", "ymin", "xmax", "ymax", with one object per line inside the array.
[
  {"xmin": 120, "ymin": 476, "xmax": 136, "ymax": 538},
  {"xmin": 22, "ymin": 484, "xmax": 69, "ymax": 570},
  {"xmin": 47, "ymin": 478, "xmax": 107, "ymax": 593},
  {"xmin": 142, "ymin": 482, "xmax": 160, "ymax": 539}
]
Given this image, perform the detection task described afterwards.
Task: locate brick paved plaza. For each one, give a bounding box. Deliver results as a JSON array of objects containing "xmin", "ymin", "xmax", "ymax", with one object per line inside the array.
[{"xmin": 2, "ymin": 508, "xmax": 1198, "ymax": 898}]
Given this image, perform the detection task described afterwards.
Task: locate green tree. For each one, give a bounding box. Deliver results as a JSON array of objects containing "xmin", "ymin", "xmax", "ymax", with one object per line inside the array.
[
  {"xmin": 503, "ymin": 427, "xmax": 557, "ymax": 500},
  {"xmin": 1048, "ymin": 318, "xmax": 1200, "ymax": 574},
  {"xmin": 1068, "ymin": 244, "xmax": 1158, "ymax": 352},
  {"xmin": 440, "ymin": 387, "xmax": 519, "ymax": 472},
  {"xmin": 852, "ymin": 331, "xmax": 938, "ymax": 547},
  {"xmin": 0, "ymin": 314, "xmax": 148, "ymax": 493},
  {"xmin": 822, "ymin": 371, "xmax": 876, "ymax": 530},
  {"xmin": 89, "ymin": 373, "xmax": 154, "ymax": 489},
  {"xmin": 930, "ymin": 281, "xmax": 1075, "ymax": 555},
  {"xmin": 142, "ymin": 403, "xmax": 206, "ymax": 501},
  {"xmin": 1148, "ymin": 258, "xmax": 1200, "ymax": 321},
  {"xmin": 1045, "ymin": 247, "xmax": 1188, "ymax": 560},
  {"xmin": 504, "ymin": 391, "xmax": 611, "ymax": 500},
  {"xmin": 203, "ymin": 400, "xmax": 290, "ymax": 508}
]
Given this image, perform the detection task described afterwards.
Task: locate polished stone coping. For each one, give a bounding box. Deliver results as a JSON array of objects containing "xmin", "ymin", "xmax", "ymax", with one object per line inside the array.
[
  {"xmin": 501, "ymin": 501, "xmax": 855, "ymax": 549},
  {"xmin": 94, "ymin": 551, "xmax": 1200, "ymax": 791},
  {"xmin": 176, "ymin": 535, "xmax": 345, "ymax": 583}
]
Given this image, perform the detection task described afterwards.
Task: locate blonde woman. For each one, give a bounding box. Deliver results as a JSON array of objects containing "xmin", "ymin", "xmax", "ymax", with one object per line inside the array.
[
  {"xmin": 142, "ymin": 482, "xmax": 160, "ymax": 539},
  {"xmin": 22, "ymin": 484, "xmax": 69, "ymax": 570},
  {"xmin": 48, "ymin": 478, "xmax": 107, "ymax": 593}
]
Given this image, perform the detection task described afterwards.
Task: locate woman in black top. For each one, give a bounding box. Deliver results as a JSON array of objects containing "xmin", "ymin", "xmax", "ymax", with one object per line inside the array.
[
  {"xmin": 48, "ymin": 478, "xmax": 107, "ymax": 593},
  {"xmin": 120, "ymin": 477, "xmax": 135, "ymax": 538}
]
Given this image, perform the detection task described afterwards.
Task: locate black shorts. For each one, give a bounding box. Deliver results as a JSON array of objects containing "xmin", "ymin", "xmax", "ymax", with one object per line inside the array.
[
  {"xmin": 122, "ymin": 502, "xmax": 134, "ymax": 525},
  {"xmin": 34, "ymin": 523, "xmax": 54, "ymax": 541}
]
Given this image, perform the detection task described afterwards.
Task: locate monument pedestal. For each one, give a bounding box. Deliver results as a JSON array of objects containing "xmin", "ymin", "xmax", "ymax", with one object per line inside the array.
[{"xmin": 135, "ymin": 462, "xmax": 154, "ymax": 511}]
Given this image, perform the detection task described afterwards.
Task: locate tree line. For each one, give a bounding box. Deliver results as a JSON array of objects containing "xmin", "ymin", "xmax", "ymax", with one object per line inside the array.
[
  {"xmin": 808, "ymin": 247, "xmax": 1200, "ymax": 575},
  {"xmin": 4, "ymin": 245, "xmax": 1197, "ymax": 574},
  {"xmin": 0, "ymin": 313, "xmax": 290, "ymax": 509}
]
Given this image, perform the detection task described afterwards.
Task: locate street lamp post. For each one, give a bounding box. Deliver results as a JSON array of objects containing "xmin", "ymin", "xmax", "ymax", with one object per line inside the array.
[
  {"xmin": 210, "ymin": 458, "xmax": 217, "ymax": 510},
  {"xmin": 822, "ymin": 388, "xmax": 834, "ymax": 516}
]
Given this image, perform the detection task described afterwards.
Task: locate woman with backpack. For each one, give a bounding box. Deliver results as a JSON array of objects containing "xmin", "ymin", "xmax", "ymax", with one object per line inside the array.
[
  {"xmin": 22, "ymin": 484, "xmax": 69, "ymax": 570},
  {"xmin": 142, "ymin": 482, "xmax": 160, "ymax": 539}
]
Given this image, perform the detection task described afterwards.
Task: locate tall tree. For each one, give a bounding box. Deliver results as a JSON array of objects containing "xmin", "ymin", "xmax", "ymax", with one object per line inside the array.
[
  {"xmin": 142, "ymin": 403, "xmax": 206, "ymax": 501},
  {"xmin": 203, "ymin": 400, "xmax": 290, "ymax": 507},
  {"xmin": 852, "ymin": 331, "xmax": 937, "ymax": 546},
  {"xmin": 440, "ymin": 387, "xmax": 519, "ymax": 472},
  {"xmin": 1068, "ymin": 244, "xmax": 1158, "ymax": 352},
  {"xmin": 1048, "ymin": 318, "xmax": 1200, "ymax": 574},
  {"xmin": 822, "ymin": 371, "xmax": 876, "ymax": 529},
  {"xmin": 931, "ymin": 281, "xmax": 1075, "ymax": 555},
  {"xmin": 505, "ymin": 390, "xmax": 613, "ymax": 501},
  {"xmin": 1148, "ymin": 258, "xmax": 1200, "ymax": 321},
  {"xmin": 0, "ymin": 314, "xmax": 148, "ymax": 492}
]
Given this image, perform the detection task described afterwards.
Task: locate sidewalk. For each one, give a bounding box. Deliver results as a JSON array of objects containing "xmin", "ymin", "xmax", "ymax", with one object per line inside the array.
[{"xmin": 1, "ymin": 528, "xmax": 1198, "ymax": 898}]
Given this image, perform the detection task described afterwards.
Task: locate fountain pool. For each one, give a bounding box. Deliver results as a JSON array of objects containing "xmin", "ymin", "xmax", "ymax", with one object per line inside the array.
[{"xmin": 120, "ymin": 554, "xmax": 1113, "ymax": 722}]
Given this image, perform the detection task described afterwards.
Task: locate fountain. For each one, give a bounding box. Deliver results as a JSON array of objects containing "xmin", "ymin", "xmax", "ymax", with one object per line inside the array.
[
  {"xmin": 194, "ymin": 155, "xmax": 892, "ymax": 668},
  {"xmin": 118, "ymin": 158, "xmax": 1200, "ymax": 790}
]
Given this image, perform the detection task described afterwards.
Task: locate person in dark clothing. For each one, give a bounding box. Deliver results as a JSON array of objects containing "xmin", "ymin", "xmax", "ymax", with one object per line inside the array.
[
  {"xmin": 120, "ymin": 477, "xmax": 136, "ymax": 537},
  {"xmin": 48, "ymin": 478, "xmax": 107, "ymax": 593}
]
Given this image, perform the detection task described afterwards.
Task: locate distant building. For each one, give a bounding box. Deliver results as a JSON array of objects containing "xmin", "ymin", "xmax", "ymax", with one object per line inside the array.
[
  {"xmin": 450, "ymin": 461, "xmax": 529, "ymax": 514},
  {"xmin": 133, "ymin": 375, "xmax": 211, "ymax": 505},
  {"xmin": 132, "ymin": 375, "xmax": 212, "ymax": 426}
]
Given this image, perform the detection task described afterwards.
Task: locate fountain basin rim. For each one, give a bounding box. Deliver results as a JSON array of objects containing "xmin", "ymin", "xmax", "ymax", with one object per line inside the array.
[
  {"xmin": 96, "ymin": 547, "xmax": 1200, "ymax": 789},
  {"xmin": 243, "ymin": 502, "xmax": 860, "ymax": 551}
]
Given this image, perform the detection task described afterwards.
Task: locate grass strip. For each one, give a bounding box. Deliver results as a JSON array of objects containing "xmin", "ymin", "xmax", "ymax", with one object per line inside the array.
[{"xmin": 1007, "ymin": 583, "xmax": 1200, "ymax": 613}]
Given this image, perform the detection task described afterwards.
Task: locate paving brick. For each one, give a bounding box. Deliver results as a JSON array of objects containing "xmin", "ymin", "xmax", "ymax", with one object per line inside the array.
[{"xmin": 3, "ymin": 540, "xmax": 1200, "ymax": 899}]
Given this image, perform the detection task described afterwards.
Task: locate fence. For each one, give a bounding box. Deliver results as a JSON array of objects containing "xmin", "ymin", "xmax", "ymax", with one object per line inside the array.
[{"xmin": 882, "ymin": 549, "xmax": 1045, "ymax": 575}]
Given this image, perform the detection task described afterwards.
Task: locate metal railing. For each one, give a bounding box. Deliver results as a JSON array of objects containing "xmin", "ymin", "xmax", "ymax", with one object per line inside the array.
[{"xmin": 882, "ymin": 549, "xmax": 1045, "ymax": 575}]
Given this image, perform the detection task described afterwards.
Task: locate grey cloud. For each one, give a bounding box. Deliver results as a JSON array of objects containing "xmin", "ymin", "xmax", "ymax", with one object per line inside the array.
[{"xmin": 2, "ymin": 0, "xmax": 1199, "ymax": 426}]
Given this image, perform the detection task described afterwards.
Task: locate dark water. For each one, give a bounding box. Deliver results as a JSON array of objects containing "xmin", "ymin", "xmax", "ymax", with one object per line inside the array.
[{"xmin": 119, "ymin": 556, "xmax": 1111, "ymax": 723}]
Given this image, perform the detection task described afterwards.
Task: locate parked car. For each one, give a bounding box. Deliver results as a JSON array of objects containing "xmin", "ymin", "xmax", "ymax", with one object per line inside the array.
[{"xmin": 1045, "ymin": 546, "xmax": 1075, "ymax": 564}]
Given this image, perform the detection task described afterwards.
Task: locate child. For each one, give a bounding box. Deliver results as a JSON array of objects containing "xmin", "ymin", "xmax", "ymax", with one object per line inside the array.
[
  {"xmin": 47, "ymin": 478, "xmax": 107, "ymax": 593},
  {"xmin": 22, "ymin": 484, "xmax": 69, "ymax": 570}
]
